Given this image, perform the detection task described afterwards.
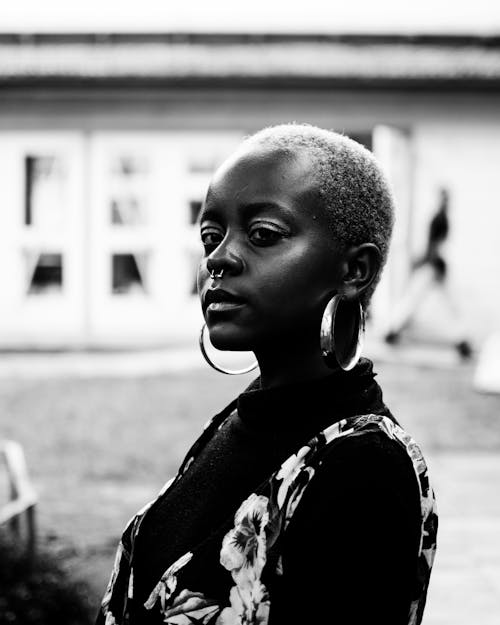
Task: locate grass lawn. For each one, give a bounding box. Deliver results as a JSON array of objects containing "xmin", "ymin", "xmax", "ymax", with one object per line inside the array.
[{"xmin": 1, "ymin": 358, "xmax": 499, "ymax": 617}]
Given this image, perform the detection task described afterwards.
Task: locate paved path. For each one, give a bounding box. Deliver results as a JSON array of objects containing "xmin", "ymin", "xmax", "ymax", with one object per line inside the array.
[{"xmin": 424, "ymin": 453, "xmax": 500, "ymax": 625}]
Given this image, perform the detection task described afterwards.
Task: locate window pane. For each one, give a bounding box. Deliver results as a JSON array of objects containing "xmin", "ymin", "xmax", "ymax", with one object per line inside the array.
[
  {"xmin": 112, "ymin": 156, "xmax": 148, "ymax": 178},
  {"xmin": 189, "ymin": 200, "xmax": 203, "ymax": 225},
  {"xmin": 26, "ymin": 252, "xmax": 63, "ymax": 294},
  {"xmin": 187, "ymin": 200, "xmax": 204, "ymax": 295},
  {"xmin": 25, "ymin": 156, "xmax": 65, "ymax": 228},
  {"xmin": 112, "ymin": 253, "xmax": 148, "ymax": 295},
  {"xmin": 110, "ymin": 156, "xmax": 149, "ymax": 226},
  {"xmin": 111, "ymin": 197, "xmax": 145, "ymax": 225}
]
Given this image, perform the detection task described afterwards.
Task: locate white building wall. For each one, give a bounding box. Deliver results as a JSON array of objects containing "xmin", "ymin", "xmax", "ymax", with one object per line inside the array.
[{"xmin": 0, "ymin": 87, "xmax": 499, "ymax": 348}]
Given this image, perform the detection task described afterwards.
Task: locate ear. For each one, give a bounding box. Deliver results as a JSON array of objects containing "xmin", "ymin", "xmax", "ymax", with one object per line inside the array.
[{"xmin": 340, "ymin": 243, "xmax": 382, "ymax": 300}]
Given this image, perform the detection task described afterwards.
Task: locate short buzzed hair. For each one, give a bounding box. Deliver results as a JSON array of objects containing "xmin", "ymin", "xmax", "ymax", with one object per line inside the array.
[{"xmin": 242, "ymin": 123, "xmax": 395, "ymax": 306}]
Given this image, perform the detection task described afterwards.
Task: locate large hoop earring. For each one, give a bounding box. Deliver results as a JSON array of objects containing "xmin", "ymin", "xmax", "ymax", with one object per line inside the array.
[
  {"xmin": 320, "ymin": 294, "xmax": 365, "ymax": 371},
  {"xmin": 199, "ymin": 323, "xmax": 259, "ymax": 375}
]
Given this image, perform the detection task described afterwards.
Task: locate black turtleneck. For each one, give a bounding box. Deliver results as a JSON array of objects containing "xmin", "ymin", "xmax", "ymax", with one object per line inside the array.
[{"xmin": 130, "ymin": 359, "xmax": 421, "ymax": 625}]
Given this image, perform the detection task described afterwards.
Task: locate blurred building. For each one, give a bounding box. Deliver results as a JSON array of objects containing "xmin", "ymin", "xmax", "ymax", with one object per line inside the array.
[{"xmin": 0, "ymin": 32, "xmax": 499, "ymax": 348}]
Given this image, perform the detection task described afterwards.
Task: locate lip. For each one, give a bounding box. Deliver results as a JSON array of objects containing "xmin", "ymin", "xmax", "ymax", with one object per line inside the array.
[{"xmin": 203, "ymin": 288, "xmax": 247, "ymax": 314}]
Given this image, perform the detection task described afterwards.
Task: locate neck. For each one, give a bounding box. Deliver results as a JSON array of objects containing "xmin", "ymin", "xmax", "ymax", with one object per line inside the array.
[{"xmin": 254, "ymin": 337, "xmax": 337, "ymax": 389}]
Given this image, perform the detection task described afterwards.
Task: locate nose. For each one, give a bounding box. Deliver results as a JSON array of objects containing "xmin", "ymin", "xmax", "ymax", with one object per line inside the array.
[{"xmin": 206, "ymin": 235, "xmax": 244, "ymax": 277}]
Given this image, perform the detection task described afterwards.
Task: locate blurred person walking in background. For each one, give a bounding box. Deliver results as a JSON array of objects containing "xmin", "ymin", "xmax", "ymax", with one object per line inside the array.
[
  {"xmin": 385, "ymin": 187, "xmax": 473, "ymax": 360},
  {"xmin": 96, "ymin": 124, "xmax": 438, "ymax": 625}
]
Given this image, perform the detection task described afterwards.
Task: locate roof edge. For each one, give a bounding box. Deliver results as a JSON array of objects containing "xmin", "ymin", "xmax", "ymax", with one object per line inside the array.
[
  {"xmin": 3, "ymin": 75, "xmax": 500, "ymax": 92},
  {"xmin": 2, "ymin": 32, "xmax": 500, "ymax": 47}
]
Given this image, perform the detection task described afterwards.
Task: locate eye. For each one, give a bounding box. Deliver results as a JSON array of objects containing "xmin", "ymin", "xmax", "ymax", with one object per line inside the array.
[
  {"xmin": 249, "ymin": 224, "xmax": 288, "ymax": 247},
  {"xmin": 200, "ymin": 225, "xmax": 224, "ymax": 252}
]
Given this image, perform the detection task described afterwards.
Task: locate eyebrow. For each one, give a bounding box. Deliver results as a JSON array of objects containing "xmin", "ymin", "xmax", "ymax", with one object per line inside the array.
[
  {"xmin": 199, "ymin": 201, "xmax": 295, "ymax": 223},
  {"xmin": 241, "ymin": 202, "xmax": 295, "ymax": 219},
  {"xmin": 198, "ymin": 207, "xmax": 219, "ymax": 224}
]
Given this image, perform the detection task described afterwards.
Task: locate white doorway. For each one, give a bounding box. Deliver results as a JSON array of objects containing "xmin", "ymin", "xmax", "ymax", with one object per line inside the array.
[{"xmin": 0, "ymin": 132, "xmax": 87, "ymax": 348}]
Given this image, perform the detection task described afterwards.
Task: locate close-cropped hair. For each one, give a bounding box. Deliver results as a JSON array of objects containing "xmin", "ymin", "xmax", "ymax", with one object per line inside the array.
[{"xmin": 243, "ymin": 123, "xmax": 395, "ymax": 306}]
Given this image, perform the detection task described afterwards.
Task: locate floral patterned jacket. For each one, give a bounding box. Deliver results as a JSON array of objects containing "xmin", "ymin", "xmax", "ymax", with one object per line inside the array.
[{"xmin": 97, "ymin": 413, "xmax": 438, "ymax": 625}]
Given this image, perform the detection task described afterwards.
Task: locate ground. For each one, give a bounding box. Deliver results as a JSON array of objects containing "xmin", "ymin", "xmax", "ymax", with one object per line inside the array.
[{"xmin": 0, "ymin": 350, "xmax": 499, "ymax": 623}]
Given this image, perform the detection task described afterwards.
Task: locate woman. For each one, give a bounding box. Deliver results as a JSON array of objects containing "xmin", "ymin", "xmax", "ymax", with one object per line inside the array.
[{"xmin": 97, "ymin": 124, "xmax": 437, "ymax": 625}]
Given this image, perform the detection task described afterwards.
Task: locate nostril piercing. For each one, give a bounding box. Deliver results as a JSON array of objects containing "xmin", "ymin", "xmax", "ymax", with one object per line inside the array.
[{"xmin": 209, "ymin": 269, "xmax": 225, "ymax": 280}]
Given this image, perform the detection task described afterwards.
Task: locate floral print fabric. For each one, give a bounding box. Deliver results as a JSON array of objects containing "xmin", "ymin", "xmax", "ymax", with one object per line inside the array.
[{"xmin": 98, "ymin": 413, "xmax": 437, "ymax": 625}]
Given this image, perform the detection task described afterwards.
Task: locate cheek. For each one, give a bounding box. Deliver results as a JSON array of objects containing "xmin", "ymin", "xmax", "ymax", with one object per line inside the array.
[
  {"xmin": 284, "ymin": 246, "xmax": 339, "ymax": 294},
  {"xmin": 258, "ymin": 255, "xmax": 336, "ymax": 321}
]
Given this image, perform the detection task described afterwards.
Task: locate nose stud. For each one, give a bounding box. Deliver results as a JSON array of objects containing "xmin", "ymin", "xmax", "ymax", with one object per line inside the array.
[{"xmin": 209, "ymin": 269, "xmax": 224, "ymax": 280}]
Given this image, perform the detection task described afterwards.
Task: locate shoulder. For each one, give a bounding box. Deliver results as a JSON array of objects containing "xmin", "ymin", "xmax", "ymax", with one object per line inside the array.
[
  {"xmin": 316, "ymin": 419, "xmax": 422, "ymax": 493},
  {"xmin": 274, "ymin": 421, "xmax": 427, "ymax": 623},
  {"xmin": 288, "ymin": 421, "xmax": 423, "ymax": 526},
  {"xmin": 322, "ymin": 420, "xmax": 415, "ymax": 470},
  {"xmin": 281, "ymin": 423, "xmax": 424, "ymax": 557}
]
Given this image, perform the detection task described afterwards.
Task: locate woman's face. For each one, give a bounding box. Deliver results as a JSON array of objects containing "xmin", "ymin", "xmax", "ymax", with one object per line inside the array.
[{"xmin": 197, "ymin": 145, "xmax": 346, "ymax": 352}]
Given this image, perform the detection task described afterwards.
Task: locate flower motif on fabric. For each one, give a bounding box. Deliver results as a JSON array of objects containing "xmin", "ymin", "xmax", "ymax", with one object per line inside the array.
[
  {"xmin": 144, "ymin": 551, "xmax": 193, "ymax": 612},
  {"xmin": 105, "ymin": 613, "xmax": 118, "ymax": 625},
  {"xmin": 216, "ymin": 584, "xmax": 269, "ymax": 625},
  {"xmin": 273, "ymin": 443, "xmax": 320, "ymax": 533},
  {"xmin": 220, "ymin": 494, "xmax": 271, "ymax": 624},
  {"xmin": 159, "ymin": 589, "xmax": 221, "ymax": 625},
  {"xmin": 275, "ymin": 445, "xmax": 311, "ymax": 509}
]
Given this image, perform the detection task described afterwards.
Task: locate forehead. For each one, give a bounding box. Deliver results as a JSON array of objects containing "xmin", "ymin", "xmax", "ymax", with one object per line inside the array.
[{"xmin": 206, "ymin": 144, "xmax": 320, "ymax": 212}]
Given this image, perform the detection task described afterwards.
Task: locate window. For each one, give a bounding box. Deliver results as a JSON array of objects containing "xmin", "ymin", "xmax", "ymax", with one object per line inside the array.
[
  {"xmin": 189, "ymin": 200, "xmax": 203, "ymax": 226},
  {"xmin": 187, "ymin": 199, "xmax": 205, "ymax": 295},
  {"xmin": 186, "ymin": 150, "xmax": 230, "ymax": 296},
  {"xmin": 109, "ymin": 156, "xmax": 149, "ymax": 226},
  {"xmin": 112, "ymin": 155, "xmax": 148, "ymax": 178},
  {"xmin": 111, "ymin": 197, "xmax": 145, "ymax": 226},
  {"xmin": 112, "ymin": 253, "xmax": 148, "ymax": 295},
  {"xmin": 25, "ymin": 252, "xmax": 63, "ymax": 295},
  {"xmin": 25, "ymin": 156, "xmax": 65, "ymax": 228}
]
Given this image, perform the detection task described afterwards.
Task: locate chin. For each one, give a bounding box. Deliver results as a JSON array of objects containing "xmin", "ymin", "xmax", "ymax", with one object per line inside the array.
[{"xmin": 207, "ymin": 324, "xmax": 253, "ymax": 352}]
